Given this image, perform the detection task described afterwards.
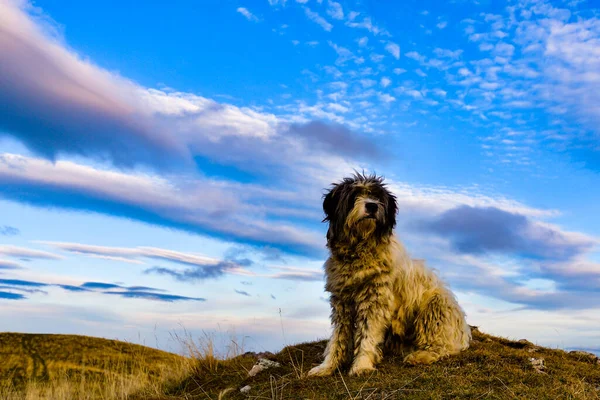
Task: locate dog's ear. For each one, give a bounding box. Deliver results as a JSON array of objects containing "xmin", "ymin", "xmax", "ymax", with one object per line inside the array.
[
  {"xmin": 385, "ymin": 191, "xmax": 398, "ymax": 230},
  {"xmin": 322, "ymin": 185, "xmax": 339, "ymax": 222}
]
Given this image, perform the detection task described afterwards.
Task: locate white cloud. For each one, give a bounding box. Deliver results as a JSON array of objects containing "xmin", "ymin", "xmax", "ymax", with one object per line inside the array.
[
  {"xmin": 0, "ymin": 154, "xmax": 326, "ymax": 254},
  {"xmin": 380, "ymin": 77, "xmax": 392, "ymax": 88},
  {"xmin": 370, "ymin": 53, "xmax": 384, "ymax": 63},
  {"xmin": 437, "ymin": 21, "xmax": 448, "ymax": 29},
  {"xmin": 0, "ymin": 245, "xmax": 63, "ymax": 260},
  {"xmin": 385, "ymin": 41, "xmax": 400, "ymax": 59},
  {"xmin": 236, "ymin": 7, "xmax": 260, "ymax": 22},
  {"xmin": 346, "ymin": 17, "xmax": 390, "ymax": 36},
  {"xmin": 360, "ymin": 79, "xmax": 377, "ymax": 88},
  {"xmin": 393, "ymin": 68, "xmax": 407, "ymax": 75},
  {"xmin": 378, "ymin": 93, "xmax": 396, "ymax": 103},
  {"xmin": 304, "ymin": 7, "xmax": 333, "ymax": 31},
  {"xmin": 38, "ymin": 241, "xmax": 254, "ymax": 276},
  {"xmin": 357, "ymin": 36, "xmax": 369, "ymax": 47},
  {"xmin": 326, "ymin": 1, "xmax": 344, "ymax": 20},
  {"xmin": 328, "ymin": 41, "xmax": 355, "ymax": 65}
]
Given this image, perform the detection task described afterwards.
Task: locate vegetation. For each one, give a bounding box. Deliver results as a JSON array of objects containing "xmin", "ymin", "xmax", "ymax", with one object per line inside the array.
[
  {"xmin": 1, "ymin": 327, "xmax": 599, "ymax": 399},
  {"xmin": 0, "ymin": 332, "xmax": 192, "ymax": 399}
]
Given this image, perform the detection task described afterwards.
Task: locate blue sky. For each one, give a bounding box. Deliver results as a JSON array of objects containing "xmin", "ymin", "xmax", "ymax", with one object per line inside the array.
[{"xmin": 1, "ymin": 0, "xmax": 600, "ymax": 355}]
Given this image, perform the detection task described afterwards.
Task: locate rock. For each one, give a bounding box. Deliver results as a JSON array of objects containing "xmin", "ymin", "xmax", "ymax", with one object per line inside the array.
[
  {"xmin": 248, "ymin": 358, "xmax": 282, "ymax": 377},
  {"xmin": 240, "ymin": 385, "xmax": 251, "ymax": 394},
  {"xmin": 529, "ymin": 357, "xmax": 546, "ymax": 374}
]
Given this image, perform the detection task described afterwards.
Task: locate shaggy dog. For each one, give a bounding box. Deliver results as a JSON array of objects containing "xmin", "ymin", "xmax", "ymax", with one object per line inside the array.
[{"xmin": 308, "ymin": 173, "xmax": 471, "ymax": 377}]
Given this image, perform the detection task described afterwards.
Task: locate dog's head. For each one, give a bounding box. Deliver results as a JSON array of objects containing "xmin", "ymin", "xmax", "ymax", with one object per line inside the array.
[{"xmin": 322, "ymin": 172, "xmax": 397, "ymax": 244}]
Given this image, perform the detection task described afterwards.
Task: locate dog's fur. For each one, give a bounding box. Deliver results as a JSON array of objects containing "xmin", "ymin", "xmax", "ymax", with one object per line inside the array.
[{"xmin": 308, "ymin": 173, "xmax": 471, "ymax": 377}]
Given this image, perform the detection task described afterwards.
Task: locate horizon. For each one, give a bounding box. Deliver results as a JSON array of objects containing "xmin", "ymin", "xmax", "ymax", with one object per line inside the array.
[{"xmin": 1, "ymin": 0, "xmax": 600, "ymax": 356}]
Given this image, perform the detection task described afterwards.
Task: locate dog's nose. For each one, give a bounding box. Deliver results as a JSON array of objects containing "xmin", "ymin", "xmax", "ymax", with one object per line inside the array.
[{"xmin": 365, "ymin": 203, "xmax": 378, "ymax": 214}]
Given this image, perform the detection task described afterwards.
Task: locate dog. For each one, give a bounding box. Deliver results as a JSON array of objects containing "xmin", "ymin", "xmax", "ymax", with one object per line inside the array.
[{"xmin": 308, "ymin": 173, "xmax": 471, "ymax": 377}]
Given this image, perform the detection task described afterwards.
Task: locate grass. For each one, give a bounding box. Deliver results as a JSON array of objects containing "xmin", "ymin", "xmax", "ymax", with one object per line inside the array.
[
  {"xmin": 1, "ymin": 327, "xmax": 599, "ymax": 399},
  {"xmin": 0, "ymin": 331, "xmax": 193, "ymax": 399},
  {"xmin": 157, "ymin": 327, "xmax": 600, "ymax": 400}
]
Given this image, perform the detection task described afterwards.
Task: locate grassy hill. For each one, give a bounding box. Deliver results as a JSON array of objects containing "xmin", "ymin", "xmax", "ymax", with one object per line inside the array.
[
  {"xmin": 0, "ymin": 332, "xmax": 191, "ymax": 399},
  {"xmin": 1, "ymin": 327, "xmax": 599, "ymax": 399},
  {"xmin": 160, "ymin": 327, "xmax": 600, "ymax": 400}
]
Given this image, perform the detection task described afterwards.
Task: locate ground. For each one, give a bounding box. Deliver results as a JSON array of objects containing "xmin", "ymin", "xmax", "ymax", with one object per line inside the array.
[{"xmin": 1, "ymin": 327, "xmax": 599, "ymax": 399}]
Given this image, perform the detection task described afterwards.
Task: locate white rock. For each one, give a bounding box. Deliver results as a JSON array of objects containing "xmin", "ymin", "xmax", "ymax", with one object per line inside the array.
[
  {"xmin": 248, "ymin": 358, "xmax": 282, "ymax": 377},
  {"xmin": 240, "ymin": 385, "xmax": 251, "ymax": 394},
  {"xmin": 529, "ymin": 357, "xmax": 546, "ymax": 373}
]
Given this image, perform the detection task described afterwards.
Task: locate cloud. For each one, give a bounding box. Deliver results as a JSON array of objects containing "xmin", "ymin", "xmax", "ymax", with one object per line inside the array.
[
  {"xmin": 385, "ymin": 42, "xmax": 400, "ymax": 59},
  {"xmin": 38, "ymin": 241, "xmax": 255, "ymax": 281},
  {"xmin": 346, "ymin": 16, "xmax": 389, "ymax": 36},
  {"xmin": 0, "ymin": 0, "xmax": 370, "ymax": 183},
  {"xmin": 237, "ymin": 7, "xmax": 260, "ymax": 22},
  {"xmin": 266, "ymin": 266, "xmax": 323, "ymax": 281},
  {"xmin": 286, "ymin": 121, "xmax": 386, "ymax": 160},
  {"xmin": 235, "ymin": 289, "xmax": 251, "ymax": 297},
  {"xmin": 380, "ymin": 77, "xmax": 391, "ymax": 88},
  {"xmin": 0, "ymin": 1, "xmax": 188, "ymax": 169},
  {"xmin": 437, "ymin": 21, "xmax": 448, "ymax": 29},
  {"xmin": 304, "ymin": 8, "xmax": 333, "ymax": 31},
  {"xmin": 328, "ymin": 41, "xmax": 356, "ymax": 65},
  {"xmin": 0, "ymin": 226, "xmax": 19, "ymax": 236},
  {"xmin": 0, "ymin": 260, "xmax": 21, "ymax": 270},
  {"xmin": 0, "ymin": 245, "xmax": 62, "ymax": 260},
  {"xmin": 104, "ymin": 290, "xmax": 205, "ymax": 302},
  {"xmin": 0, "ymin": 155, "xmax": 326, "ymax": 256},
  {"xmin": 0, "ymin": 278, "xmax": 47, "ymax": 287},
  {"xmin": 326, "ymin": 1, "xmax": 344, "ymax": 20},
  {"xmin": 0, "ymin": 291, "xmax": 25, "ymax": 300},
  {"xmin": 80, "ymin": 282, "xmax": 121, "ymax": 290},
  {"xmin": 0, "ymin": 275, "xmax": 201, "ymax": 302},
  {"xmin": 415, "ymin": 205, "xmax": 595, "ymax": 261},
  {"xmin": 144, "ymin": 262, "xmax": 241, "ymax": 282}
]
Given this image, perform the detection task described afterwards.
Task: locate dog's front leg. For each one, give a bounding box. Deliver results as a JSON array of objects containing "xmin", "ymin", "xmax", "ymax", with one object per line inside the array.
[
  {"xmin": 349, "ymin": 291, "xmax": 391, "ymax": 376},
  {"xmin": 308, "ymin": 296, "xmax": 353, "ymax": 377}
]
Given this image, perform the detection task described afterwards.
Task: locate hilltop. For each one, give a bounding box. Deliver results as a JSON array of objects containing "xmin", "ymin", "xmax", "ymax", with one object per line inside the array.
[
  {"xmin": 0, "ymin": 332, "xmax": 191, "ymax": 399},
  {"xmin": 0, "ymin": 328, "xmax": 599, "ymax": 399},
  {"xmin": 160, "ymin": 326, "xmax": 600, "ymax": 400}
]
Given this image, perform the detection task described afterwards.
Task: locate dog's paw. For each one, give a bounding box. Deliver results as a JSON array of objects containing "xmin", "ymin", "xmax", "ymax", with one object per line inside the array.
[
  {"xmin": 348, "ymin": 357, "xmax": 376, "ymax": 376},
  {"xmin": 307, "ymin": 363, "xmax": 334, "ymax": 377},
  {"xmin": 403, "ymin": 350, "xmax": 441, "ymax": 365}
]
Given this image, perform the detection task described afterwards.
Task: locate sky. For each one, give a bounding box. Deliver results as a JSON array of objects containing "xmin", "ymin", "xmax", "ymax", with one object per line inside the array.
[{"xmin": 1, "ymin": 0, "xmax": 600, "ymax": 356}]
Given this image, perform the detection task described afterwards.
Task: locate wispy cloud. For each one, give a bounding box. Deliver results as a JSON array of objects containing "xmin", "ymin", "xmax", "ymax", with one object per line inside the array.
[
  {"xmin": 0, "ymin": 226, "xmax": 19, "ymax": 236},
  {"xmin": 40, "ymin": 241, "xmax": 255, "ymax": 280},
  {"xmin": 104, "ymin": 290, "xmax": 205, "ymax": 302},
  {"xmin": 0, "ymin": 155, "xmax": 325, "ymax": 256},
  {"xmin": 236, "ymin": 7, "xmax": 260, "ymax": 22},
  {"xmin": 385, "ymin": 42, "xmax": 400, "ymax": 59},
  {"xmin": 346, "ymin": 16, "xmax": 390, "ymax": 36},
  {"xmin": 0, "ymin": 245, "xmax": 62, "ymax": 260},
  {"xmin": 326, "ymin": 1, "xmax": 344, "ymax": 20},
  {"xmin": 266, "ymin": 266, "xmax": 323, "ymax": 281},
  {"xmin": 0, "ymin": 260, "xmax": 21, "ymax": 270},
  {"xmin": 0, "ymin": 291, "xmax": 25, "ymax": 300},
  {"xmin": 304, "ymin": 7, "xmax": 333, "ymax": 31},
  {"xmin": 0, "ymin": 277, "xmax": 202, "ymax": 302}
]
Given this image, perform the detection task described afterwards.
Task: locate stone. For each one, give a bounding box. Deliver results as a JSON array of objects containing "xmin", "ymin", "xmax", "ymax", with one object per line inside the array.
[{"xmin": 248, "ymin": 358, "xmax": 282, "ymax": 377}]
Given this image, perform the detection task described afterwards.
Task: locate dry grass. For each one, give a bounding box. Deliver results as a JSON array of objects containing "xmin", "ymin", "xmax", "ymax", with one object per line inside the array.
[
  {"xmin": 2, "ymin": 328, "xmax": 599, "ymax": 399},
  {"xmin": 0, "ymin": 332, "xmax": 194, "ymax": 400},
  {"xmin": 158, "ymin": 327, "xmax": 600, "ymax": 400}
]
